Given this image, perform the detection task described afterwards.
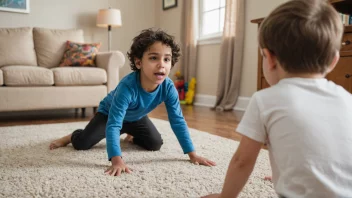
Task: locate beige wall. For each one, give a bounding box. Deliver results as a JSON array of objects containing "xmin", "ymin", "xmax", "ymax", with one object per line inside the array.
[
  {"xmin": 0, "ymin": 0, "xmax": 289, "ymax": 97},
  {"xmin": 155, "ymin": 0, "xmax": 219, "ymax": 95},
  {"xmin": 196, "ymin": 44, "xmax": 221, "ymax": 95},
  {"xmin": 156, "ymin": 0, "xmax": 289, "ymax": 97},
  {"xmin": 113, "ymin": 0, "xmax": 156, "ymax": 78},
  {"xmin": 155, "ymin": 0, "xmax": 183, "ymax": 79},
  {"xmin": 241, "ymin": 0, "xmax": 289, "ymax": 97},
  {"xmin": 0, "ymin": 0, "xmax": 156, "ymax": 79}
]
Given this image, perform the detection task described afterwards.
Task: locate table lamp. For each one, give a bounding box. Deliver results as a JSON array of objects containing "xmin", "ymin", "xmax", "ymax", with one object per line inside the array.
[{"xmin": 96, "ymin": 8, "xmax": 122, "ymax": 52}]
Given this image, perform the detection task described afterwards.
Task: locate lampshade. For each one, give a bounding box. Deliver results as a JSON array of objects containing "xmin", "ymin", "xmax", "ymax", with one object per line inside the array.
[{"xmin": 96, "ymin": 8, "xmax": 122, "ymax": 27}]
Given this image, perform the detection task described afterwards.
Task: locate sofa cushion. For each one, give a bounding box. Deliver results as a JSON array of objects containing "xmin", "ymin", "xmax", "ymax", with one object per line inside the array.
[
  {"xmin": 33, "ymin": 28, "xmax": 84, "ymax": 68},
  {"xmin": 0, "ymin": 27, "xmax": 37, "ymax": 68},
  {"xmin": 0, "ymin": 69, "xmax": 3, "ymax": 86},
  {"xmin": 2, "ymin": 66, "xmax": 54, "ymax": 86},
  {"xmin": 59, "ymin": 41, "xmax": 101, "ymax": 67},
  {"xmin": 51, "ymin": 67, "xmax": 107, "ymax": 86}
]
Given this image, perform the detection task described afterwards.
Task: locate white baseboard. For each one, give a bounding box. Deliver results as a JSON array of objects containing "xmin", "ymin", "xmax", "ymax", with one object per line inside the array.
[
  {"xmin": 193, "ymin": 95, "xmax": 216, "ymax": 107},
  {"xmin": 194, "ymin": 94, "xmax": 250, "ymax": 111}
]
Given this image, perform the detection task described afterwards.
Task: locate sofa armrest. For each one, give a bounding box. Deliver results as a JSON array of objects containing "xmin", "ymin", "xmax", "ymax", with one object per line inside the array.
[{"xmin": 96, "ymin": 51, "xmax": 125, "ymax": 92}]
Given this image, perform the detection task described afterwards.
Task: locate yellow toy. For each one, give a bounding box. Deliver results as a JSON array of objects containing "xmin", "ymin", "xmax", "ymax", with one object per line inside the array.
[
  {"xmin": 174, "ymin": 71, "xmax": 182, "ymax": 79},
  {"xmin": 185, "ymin": 77, "xmax": 196, "ymax": 105}
]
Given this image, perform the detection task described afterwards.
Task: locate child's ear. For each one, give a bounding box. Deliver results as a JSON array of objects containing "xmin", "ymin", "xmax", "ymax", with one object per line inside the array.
[
  {"xmin": 326, "ymin": 51, "xmax": 340, "ymax": 74},
  {"xmin": 263, "ymin": 48, "xmax": 277, "ymax": 70},
  {"xmin": 135, "ymin": 58, "xmax": 142, "ymax": 69}
]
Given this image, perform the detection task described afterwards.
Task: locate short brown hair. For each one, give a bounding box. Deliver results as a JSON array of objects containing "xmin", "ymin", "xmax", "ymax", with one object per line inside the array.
[
  {"xmin": 259, "ymin": 0, "xmax": 343, "ymax": 74},
  {"xmin": 127, "ymin": 28, "xmax": 181, "ymax": 71}
]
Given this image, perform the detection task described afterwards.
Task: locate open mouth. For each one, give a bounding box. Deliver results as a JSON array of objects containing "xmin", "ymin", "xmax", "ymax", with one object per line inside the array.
[{"xmin": 154, "ymin": 72, "xmax": 165, "ymax": 79}]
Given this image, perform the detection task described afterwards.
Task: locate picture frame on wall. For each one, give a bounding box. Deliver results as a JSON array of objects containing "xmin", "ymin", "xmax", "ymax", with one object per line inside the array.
[
  {"xmin": 0, "ymin": 0, "xmax": 30, "ymax": 14},
  {"xmin": 163, "ymin": 0, "xmax": 177, "ymax": 10}
]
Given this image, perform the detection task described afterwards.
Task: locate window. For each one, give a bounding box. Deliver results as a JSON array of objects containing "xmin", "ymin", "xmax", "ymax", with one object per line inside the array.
[{"xmin": 199, "ymin": 0, "xmax": 226, "ymax": 42}]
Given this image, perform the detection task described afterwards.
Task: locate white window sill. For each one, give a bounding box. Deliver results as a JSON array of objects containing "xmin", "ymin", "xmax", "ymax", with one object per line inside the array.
[{"xmin": 197, "ymin": 35, "xmax": 222, "ymax": 45}]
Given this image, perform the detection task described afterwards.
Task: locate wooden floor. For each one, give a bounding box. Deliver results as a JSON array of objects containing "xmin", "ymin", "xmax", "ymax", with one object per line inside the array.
[{"xmin": 0, "ymin": 104, "xmax": 244, "ymax": 142}]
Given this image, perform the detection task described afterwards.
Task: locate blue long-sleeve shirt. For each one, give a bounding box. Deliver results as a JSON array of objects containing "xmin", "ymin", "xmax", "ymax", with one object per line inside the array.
[{"xmin": 98, "ymin": 71, "xmax": 195, "ymax": 160}]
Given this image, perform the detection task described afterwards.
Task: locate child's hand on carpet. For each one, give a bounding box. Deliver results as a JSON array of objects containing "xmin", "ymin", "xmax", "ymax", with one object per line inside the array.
[
  {"xmin": 188, "ymin": 151, "xmax": 216, "ymax": 166},
  {"xmin": 105, "ymin": 156, "xmax": 132, "ymax": 176}
]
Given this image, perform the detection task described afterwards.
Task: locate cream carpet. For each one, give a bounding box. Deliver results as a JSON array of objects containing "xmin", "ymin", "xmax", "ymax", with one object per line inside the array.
[{"xmin": 0, "ymin": 118, "xmax": 275, "ymax": 198}]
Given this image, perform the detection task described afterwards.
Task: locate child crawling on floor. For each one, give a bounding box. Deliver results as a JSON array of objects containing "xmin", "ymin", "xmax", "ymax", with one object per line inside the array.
[{"xmin": 50, "ymin": 28, "xmax": 216, "ymax": 176}]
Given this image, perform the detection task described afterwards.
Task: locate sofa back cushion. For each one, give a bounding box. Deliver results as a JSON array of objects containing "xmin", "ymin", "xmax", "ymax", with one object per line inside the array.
[
  {"xmin": 33, "ymin": 28, "xmax": 84, "ymax": 68},
  {"xmin": 0, "ymin": 27, "xmax": 37, "ymax": 68}
]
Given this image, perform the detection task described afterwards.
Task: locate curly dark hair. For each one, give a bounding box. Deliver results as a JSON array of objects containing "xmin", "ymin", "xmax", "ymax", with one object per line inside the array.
[{"xmin": 127, "ymin": 28, "xmax": 181, "ymax": 71}]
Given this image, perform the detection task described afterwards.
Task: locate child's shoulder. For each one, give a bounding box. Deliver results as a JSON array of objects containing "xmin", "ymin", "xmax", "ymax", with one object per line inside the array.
[
  {"xmin": 253, "ymin": 77, "xmax": 352, "ymax": 107},
  {"xmin": 253, "ymin": 83, "xmax": 286, "ymax": 100},
  {"xmin": 120, "ymin": 72, "xmax": 138, "ymax": 84},
  {"xmin": 114, "ymin": 72, "xmax": 139, "ymax": 94},
  {"xmin": 163, "ymin": 77, "xmax": 179, "ymax": 93},
  {"xmin": 164, "ymin": 76, "xmax": 174, "ymax": 86},
  {"xmin": 250, "ymin": 79, "xmax": 304, "ymax": 108}
]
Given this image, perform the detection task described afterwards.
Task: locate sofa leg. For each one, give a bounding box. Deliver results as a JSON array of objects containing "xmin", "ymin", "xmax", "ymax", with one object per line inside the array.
[
  {"xmin": 81, "ymin": 108, "xmax": 86, "ymax": 118},
  {"xmin": 75, "ymin": 108, "xmax": 79, "ymax": 117},
  {"xmin": 93, "ymin": 107, "xmax": 97, "ymax": 114}
]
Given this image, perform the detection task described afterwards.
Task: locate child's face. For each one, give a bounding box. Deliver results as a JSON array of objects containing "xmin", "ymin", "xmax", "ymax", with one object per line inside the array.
[{"xmin": 135, "ymin": 41, "xmax": 172, "ymax": 91}]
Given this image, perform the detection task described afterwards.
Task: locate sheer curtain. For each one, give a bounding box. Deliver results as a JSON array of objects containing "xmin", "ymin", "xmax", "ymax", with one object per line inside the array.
[
  {"xmin": 214, "ymin": 0, "xmax": 245, "ymax": 111},
  {"xmin": 180, "ymin": 0, "xmax": 198, "ymax": 82}
]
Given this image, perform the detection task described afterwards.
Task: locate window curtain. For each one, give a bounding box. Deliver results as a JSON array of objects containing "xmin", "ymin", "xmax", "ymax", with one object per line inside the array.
[
  {"xmin": 180, "ymin": 0, "xmax": 198, "ymax": 82},
  {"xmin": 214, "ymin": 0, "xmax": 245, "ymax": 111}
]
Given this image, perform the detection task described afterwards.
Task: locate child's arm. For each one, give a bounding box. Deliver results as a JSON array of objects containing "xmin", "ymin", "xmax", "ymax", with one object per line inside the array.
[
  {"xmin": 165, "ymin": 83, "xmax": 216, "ymax": 166},
  {"xmin": 220, "ymin": 136, "xmax": 262, "ymax": 197},
  {"xmin": 104, "ymin": 84, "xmax": 132, "ymax": 176},
  {"xmin": 202, "ymin": 136, "xmax": 263, "ymax": 198},
  {"xmin": 203, "ymin": 93, "xmax": 266, "ymax": 197}
]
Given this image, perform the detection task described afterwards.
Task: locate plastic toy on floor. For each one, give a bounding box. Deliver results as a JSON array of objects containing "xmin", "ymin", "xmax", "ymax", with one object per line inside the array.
[
  {"xmin": 174, "ymin": 71, "xmax": 186, "ymax": 104},
  {"xmin": 185, "ymin": 77, "xmax": 196, "ymax": 105},
  {"xmin": 174, "ymin": 71, "xmax": 196, "ymax": 105}
]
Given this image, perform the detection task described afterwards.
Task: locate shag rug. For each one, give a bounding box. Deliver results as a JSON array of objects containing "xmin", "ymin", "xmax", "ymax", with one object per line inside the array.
[{"xmin": 0, "ymin": 118, "xmax": 275, "ymax": 198}]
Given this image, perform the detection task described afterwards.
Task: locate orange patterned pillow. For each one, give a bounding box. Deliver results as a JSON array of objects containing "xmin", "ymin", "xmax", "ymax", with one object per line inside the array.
[{"xmin": 59, "ymin": 41, "xmax": 101, "ymax": 67}]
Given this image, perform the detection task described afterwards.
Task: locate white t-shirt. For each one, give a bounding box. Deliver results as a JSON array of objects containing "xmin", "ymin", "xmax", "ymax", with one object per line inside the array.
[{"xmin": 237, "ymin": 78, "xmax": 352, "ymax": 198}]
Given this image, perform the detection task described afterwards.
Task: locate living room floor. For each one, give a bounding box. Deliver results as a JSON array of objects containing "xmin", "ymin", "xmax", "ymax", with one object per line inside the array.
[{"xmin": 0, "ymin": 104, "xmax": 244, "ymax": 142}]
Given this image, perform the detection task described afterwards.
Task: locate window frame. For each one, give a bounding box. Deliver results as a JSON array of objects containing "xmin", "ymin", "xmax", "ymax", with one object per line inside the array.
[{"xmin": 198, "ymin": 0, "xmax": 226, "ymax": 45}]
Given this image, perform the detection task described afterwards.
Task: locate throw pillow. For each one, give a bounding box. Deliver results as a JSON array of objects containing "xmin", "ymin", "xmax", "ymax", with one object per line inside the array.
[{"xmin": 59, "ymin": 41, "xmax": 101, "ymax": 67}]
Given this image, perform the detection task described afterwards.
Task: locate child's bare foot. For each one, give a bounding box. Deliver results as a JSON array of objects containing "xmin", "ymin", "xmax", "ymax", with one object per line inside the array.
[
  {"xmin": 49, "ymin": 134, "xmax": 72, "ymax": 150},
  {"xmin": 124, "ymin": 134, "xmax": 134, "ymax": 143}
]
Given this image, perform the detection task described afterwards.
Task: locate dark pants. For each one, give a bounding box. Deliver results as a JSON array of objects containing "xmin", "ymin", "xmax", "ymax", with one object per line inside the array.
[{"xmin": 71, "ymin": 112, "xmax": 163, "ymax": 152}]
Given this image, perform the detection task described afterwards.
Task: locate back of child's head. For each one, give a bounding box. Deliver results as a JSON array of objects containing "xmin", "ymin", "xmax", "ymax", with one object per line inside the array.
[
  {"xmin": 259, "ymin": 0, "xmax": 343, "ymax": 74},
  {"xmin": 127, "ymin": 28, "xmax": 181, "ymax": 71}
]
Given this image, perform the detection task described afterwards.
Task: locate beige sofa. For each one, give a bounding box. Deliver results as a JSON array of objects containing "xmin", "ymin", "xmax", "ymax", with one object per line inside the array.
[{"xmin": 0, "ymin": 27, "xmax": 125, "ymax": 113}]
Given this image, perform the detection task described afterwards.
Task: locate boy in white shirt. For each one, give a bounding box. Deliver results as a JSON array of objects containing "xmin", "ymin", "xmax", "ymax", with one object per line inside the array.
[{"xmin": 203, "ymin": 0, "xmax": 352, "ymax": 197}]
